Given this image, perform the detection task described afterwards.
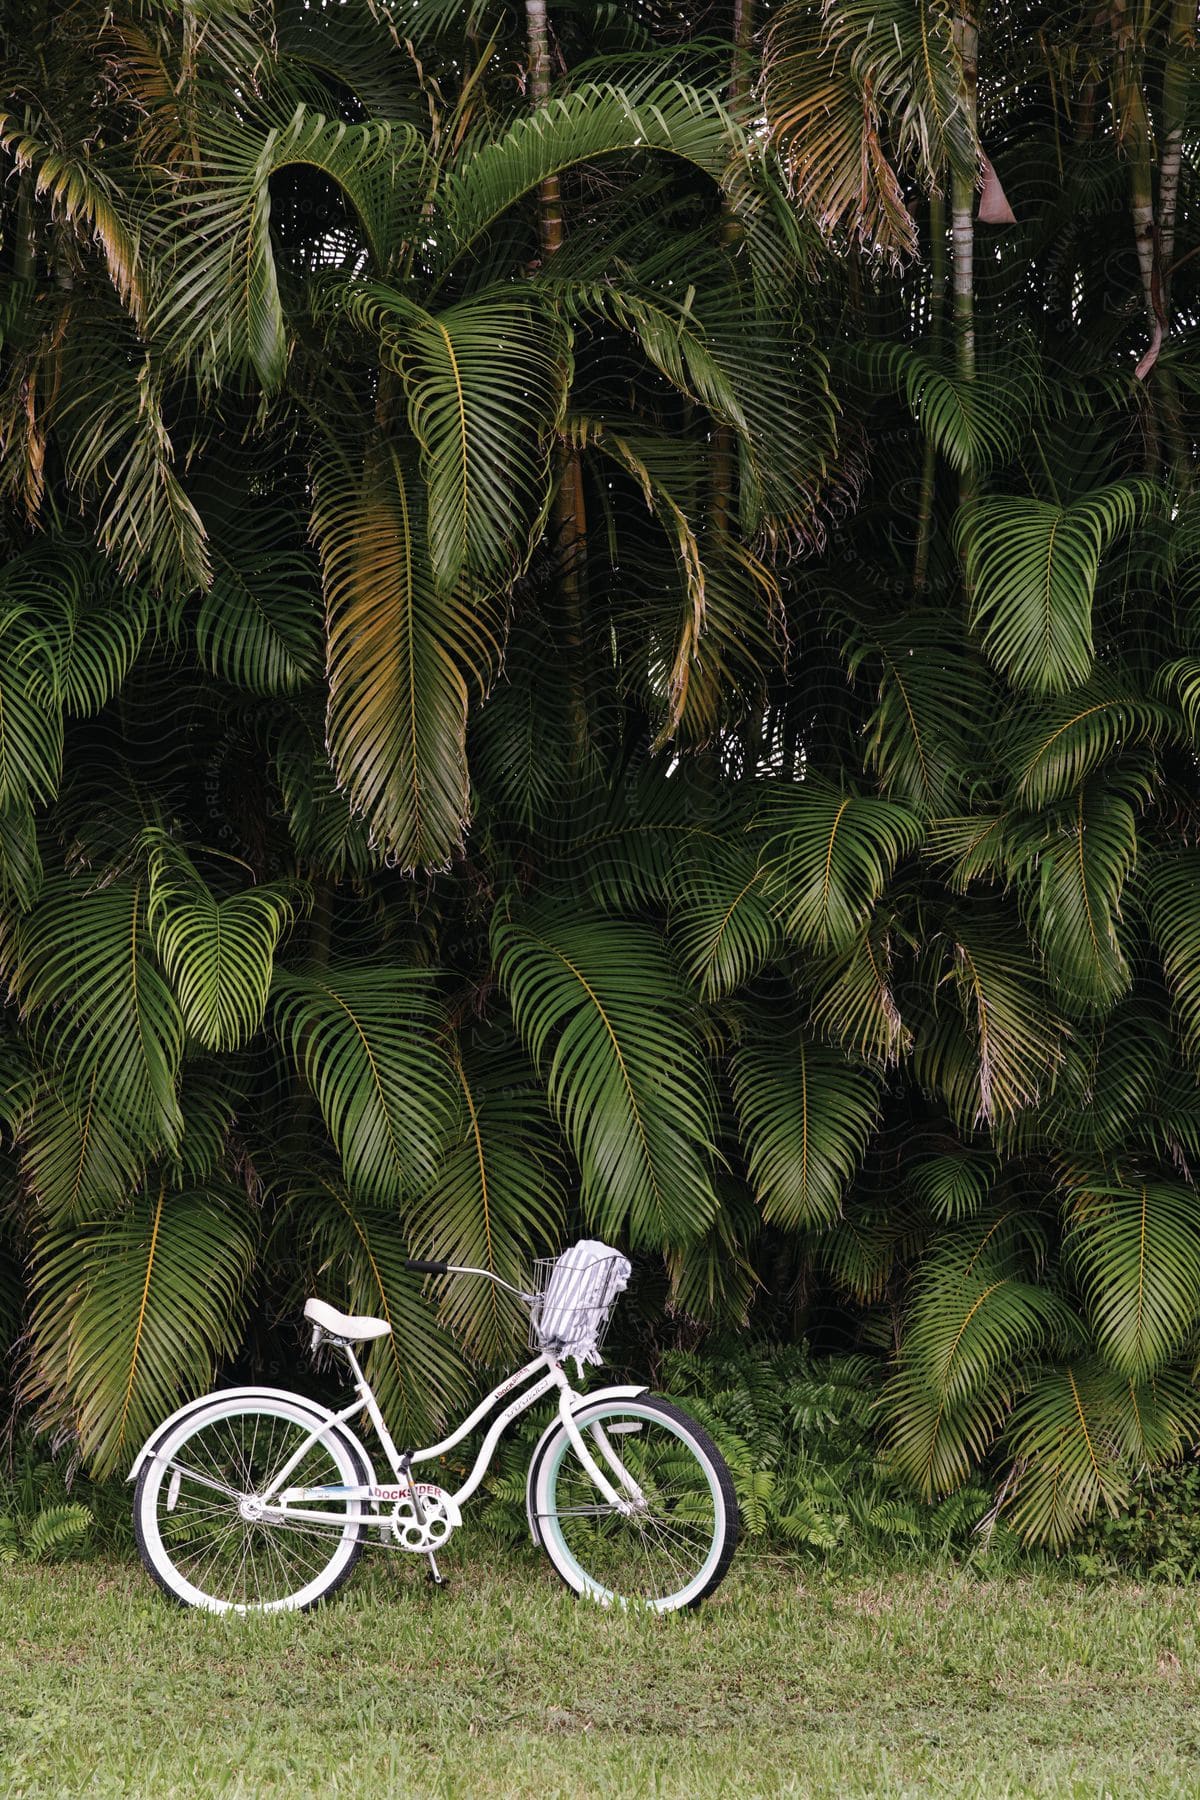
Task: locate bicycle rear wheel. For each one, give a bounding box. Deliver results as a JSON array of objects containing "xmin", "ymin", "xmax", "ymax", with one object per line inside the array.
[
  {"xmin": 134, "ymin": 1394, "xmax": 368, "ymax": 1613},
  {"xmin": 529, "ymin": 1395, "xmax": 738, "ymax": 1612}
]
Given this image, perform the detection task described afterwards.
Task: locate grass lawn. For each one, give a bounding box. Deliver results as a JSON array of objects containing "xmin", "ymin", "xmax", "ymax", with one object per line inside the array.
[{"xmin": 2, "ymin": 1545, "xmax": 1199, "ymax": 1797}]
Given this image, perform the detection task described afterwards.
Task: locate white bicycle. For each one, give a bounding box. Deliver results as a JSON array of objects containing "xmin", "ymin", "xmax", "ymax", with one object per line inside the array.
[{"xmin": 129, "ymin": 1241, "xmax": 739, "ymax": 1615}]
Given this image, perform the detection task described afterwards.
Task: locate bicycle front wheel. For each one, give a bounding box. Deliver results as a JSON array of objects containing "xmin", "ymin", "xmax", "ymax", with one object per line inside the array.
[
  {"xmin": 134, "ymin": 1394, "xmax": 368, "ymax": 1614},
  {"xmin": 529, "ymin": 1395, "xmax": 738, "ymax": 1612}
]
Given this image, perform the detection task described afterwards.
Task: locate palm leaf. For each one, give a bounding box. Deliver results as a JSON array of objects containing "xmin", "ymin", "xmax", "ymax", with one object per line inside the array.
[
  {"xmin": 908, "ymin": 1150, "xmax": 997, "ymax": 1223},
  {"xmin": 290, "ymin": 1175, "xmax": 473, "ymax": 1447},
  {"xmin": 54, "ymin": 321, "xmax": 211, "ymax": 593},
  {"xmin": 861, "ymin": 340, "xmax": 1038, "ymax": 477},
  {"xmin": 1012, "ymin": 780, "xmax": 1138, "ymax": 1012},
  {"xmin": 0, "ymin": 114, "xmax": 143, "ymax": 319},
  {"xmin": 441, "ymin": 81, "xmax": 744, "ymax": 260},
  {"xmin": 884, "ymin": 1234, "xmax": 1076, "ymax": 1497},
  {"xmin": 154, "ymin": 107, "xmax": 428, "ymax": 389},
  {"xmin": 666, "ymin": 1181, "xmax": 761, "ymax": 1328},
  {"xmin": 763, "ymin": 0, "xmax": 974, "ymax": 261},
  {"xmin": 1146, "ymin": 853, "xmax": 1200, "ymax": 1066},
  {"xmin": 758, "ymin": 781, "xmax": 922, "ymax": 952},
  {"xmin": 147, "ymin": 838, "xmax": 298, "ymax": 1052},
  {"xmin": 668, "ymin": 834, "xmax": 778, "ymax": 1001},
  {"xmin": 20, "ymin": 1071, "xmax": 147, "ymax": 1224},
  {"xmin": 0, "ymin": 802, "xmax": 43, "ymax": 913},
  {"xmin": 844, "ymin": 612, "xmax": 986, "ymax": 810},
  {"xmin": 731, "ymin": 1030, "xmax": 881, "ymax": 1228},
  {"xmin": 493, "ymin": 906, "xmax": 719, "ymax": 1247},
  {"xmin": 271, "ymin": 963, "xmax": 461, "ymax": 1204},
  {"xmin": 1065, "ymin": 1178, "xmax": 1200, "ymax": 1380},
  {"xmin": 916, "ymin": 906, "xmax": 1068, "ymax": 1125},
  {"xmin": 407, "ymin": 1031, "xmax": 566, "ymax": 1363},
  {"xmin": 23, "ymin": 1183, "xmax": 256, "ymax": 1478},
  {"xmin": 4, "ymin": 872, "xmax": 184, "ymax": 1155},
  {"xmin": 195, "ymin": 516, "xmax": 323, "ymax": 696},
  {"xmin": 1003, "ymin": 677, "xmax": 1171, "ymax": 809},
  {"xmin": 804, "ymin": 917, "xmax": 912, "ymax": 1068},
  {"xmin": 961, "ymin": 482, "xmax": 1158, "ymax": 695},
  {"xmin": 339, "ymin": 283, "xmax": 568, "ymax": 596},
  {"xmin": 314, "ymin": 435, "xmax": 499, "ymax": 873},
  {"xmin": 1004, "ymin": 1362, "xmax": 1132, "ymax": 1546},
  {"xmin": 0, "ymin": 579, "xmax": 64, "ymax": 811}
]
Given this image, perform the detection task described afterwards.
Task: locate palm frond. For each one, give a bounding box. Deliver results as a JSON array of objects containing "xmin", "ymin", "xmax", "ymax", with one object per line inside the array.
[
  {"xmin": 961, "ymin": 481, "xmax": 1159, "ymax": 694},
  {"xmin": 272, "ymin": 963, "xmax": 461, "ymax": 1205},
  {"xmin": 1146, "ymin": 853, "xmax": 1200, "ymax": 1065},
  {"xmin": 154, "ymin": 107, "xmax": 428, "ymax": 389},
  {"xmin": 845, "ymin": 612, "xmax": 987, "ymax": 810},
  {"xmin": 763, "ymin": 0, "xmax": 974, "ymax": 262},
  {"xmin": 1004, "ymin": 1362, "xmax": 1132, "ymax": 1546},
  {"xmin": 441, "ymin": 81, "xmax": 743, "ymax": 260},
  {"xmin": 861, "ymin": 340, "xmax": 1038, "ymax": 476},
  {"xmin": 20, "ymin": 1073, "xmax": 147, "ymax": 1225},
  {"xmin": 338, "ymin": 282, "xmax": 569, "ymax": 595},
  {"xmin": 5, "ymin": 872, "xmax": 184, "ymax": 1156},
  {"xmin": 493, "ymin": 906, "xmax": 719, "ymax": 1247},
  {"xmin": 194, "ymin": 505, "xmax": 323, "ymax": 696},
  {"xmin": 0, "ymin": 114, "xmax": 143, "ymax": 319},
  {"xmin": 884, "ymin": 1234, "xmax": 1076, "ymax": 1497},
  {"xmin": 314, "ymin": 435, "xmax": 499, "ymax": 872},
  {"xmin": 668, "ymin": 834, "xmax": 778, "ymax": 1000},
  {"xmin": 665, "ymin": 1181, "xmax": 761, "ymax": 1328},
  {"xmin": 1012, "ymin": 780, "xmax": 1138, "ymax": 1012},
  {"xmin": 758, "ymin": 781, "xmax": 922, "ymax": 952},
  {"xmin": 1065, "ymin": 1178, "xmax": 1200, "ymax": 1380},
  {"xmin": 732, "ymin": 1029, "xmax": 881, "ymax": 1228},
  {"xmin": 407, "ymin": 1031, "xmax": 566, "ymax": 1364},
  {"xmin": 147, "ymin": 838, "xmax": 298, "ymax": 1053},
  {"xmin": 908, "ymin": 1150, "xmax": 997, "ymax": 1223},
  {"xmin": 289, "ymin": 1174, "xmax": 473, "ymax": 1446},
  {"xmin": 804, "ymin": 917, "xmax": 912, "ymax": 1068},
  {"xmin": 1004, "ymin": 678, "xmax": 1171, "ymax": 809},
  {"xmin": 24, "ymin": 1183, "xmax": 257, "ymax": 1478},
  {"xmin": 916, "ymin": 906, "xmax": 1068, "ymax": 1125}
]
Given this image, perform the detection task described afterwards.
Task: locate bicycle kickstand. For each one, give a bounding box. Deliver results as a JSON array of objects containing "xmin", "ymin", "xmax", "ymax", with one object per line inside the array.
[{"xmin": 426, "ymin": 1552, "xmax": 446, "ymax": 1587}]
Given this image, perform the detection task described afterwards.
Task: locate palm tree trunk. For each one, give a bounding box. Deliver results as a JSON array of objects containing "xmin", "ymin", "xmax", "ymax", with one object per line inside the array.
[
  {"xmin": 1156, "ymin": 0, "xmax": 1194, "ymax": 488},
  {"xmin": 914, "ymin": 190, "xmax": 946, "ymax": 594},
  {"xmin": 1157, "ymin": 0, "xmax": 1193, "ymax": 299},
  {"xmin": 1109, "ymin": 0, "xmax": 1182, "ymax": 472},
  {"xmin": 950, "ymin": 3, "xmax": 978, "ymax": 568},
  {"xmin": 950, "ymin": 8, "xmax": 977, "ymax": 399},
  {"xmin": 711, "ymin": 0, "xmax": 756, "ymax": 539},
  {"xmin": 526, "ymin": 0, "xmax": 588, "ymax": 764}
]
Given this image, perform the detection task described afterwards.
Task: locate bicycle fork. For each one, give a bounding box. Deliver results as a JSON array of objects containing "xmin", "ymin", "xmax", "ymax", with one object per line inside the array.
[{"xmin": 557, "ymin": 1389, "xmax": 644, "ymax": 1513}]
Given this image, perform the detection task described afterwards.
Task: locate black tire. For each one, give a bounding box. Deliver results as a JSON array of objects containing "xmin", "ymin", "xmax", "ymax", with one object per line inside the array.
[{"xmin": 528, "ymin": 1394, "xmax": 739, "ymax": 1611}]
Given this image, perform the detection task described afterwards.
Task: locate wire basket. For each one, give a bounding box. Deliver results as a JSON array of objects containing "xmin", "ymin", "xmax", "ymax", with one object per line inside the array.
[{"xmin": 526, "ymin": 1250, "xmax": 628, "ymax": 1359}]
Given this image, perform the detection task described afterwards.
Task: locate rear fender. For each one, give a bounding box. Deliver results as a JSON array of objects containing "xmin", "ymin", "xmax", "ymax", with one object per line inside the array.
[
  {"xmin": 524, "ymin": 1384, "xmax": 649, "ymax": 1543},
  {"xmin": 126, "ymin": 1386, "xmax": 377, "ymax": 1486}
]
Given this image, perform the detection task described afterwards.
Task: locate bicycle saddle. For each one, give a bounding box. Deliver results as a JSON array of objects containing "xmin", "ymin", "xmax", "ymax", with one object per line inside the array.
[{"xmin": 303, "ymin": 1298, "xmax": 392, "ymax": 1342}]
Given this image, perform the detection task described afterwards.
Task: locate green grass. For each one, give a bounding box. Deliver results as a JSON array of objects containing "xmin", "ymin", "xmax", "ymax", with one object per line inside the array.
[{"xmin": 2, "ymin": 1545, "xmax": 1199, "ymax": 1797}]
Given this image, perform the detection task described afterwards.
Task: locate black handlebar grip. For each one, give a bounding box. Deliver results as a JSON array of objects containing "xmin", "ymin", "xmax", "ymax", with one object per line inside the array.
[{"xmin": 405, "ymin": 1257, "xmax": 451, "ymax": 1275}]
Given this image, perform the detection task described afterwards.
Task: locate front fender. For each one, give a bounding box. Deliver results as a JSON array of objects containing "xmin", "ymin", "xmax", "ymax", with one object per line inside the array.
[
  {"xmin": 126, "ymin": 1386, "xmax": 378, "ymax": 1486},
  {"xmin": 524, "ymin": 1384, "xmax": 648, "ymax": 1543}
]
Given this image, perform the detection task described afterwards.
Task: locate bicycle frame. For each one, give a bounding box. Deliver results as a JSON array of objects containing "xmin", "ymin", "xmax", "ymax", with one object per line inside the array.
[{"xmin": 263, "ymin": 1343, "xmax": 642, "ymax": 1527}]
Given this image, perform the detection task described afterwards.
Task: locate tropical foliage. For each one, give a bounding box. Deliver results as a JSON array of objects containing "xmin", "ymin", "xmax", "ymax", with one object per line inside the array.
[{"xmin": 0, "ymin": 0, "xmax": 1197, "ymax": 1551}]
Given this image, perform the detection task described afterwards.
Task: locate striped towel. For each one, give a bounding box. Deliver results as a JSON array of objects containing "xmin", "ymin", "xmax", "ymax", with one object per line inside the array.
[{"xmin": 538, "ymin": 1240, "xmax": 631, "ymax": 1369}]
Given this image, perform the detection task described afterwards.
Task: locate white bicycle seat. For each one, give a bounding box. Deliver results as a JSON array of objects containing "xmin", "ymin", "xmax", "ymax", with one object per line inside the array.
[{"xmin": 304, "ymin": 1298, "xmax": 392, "ymax": 1342}]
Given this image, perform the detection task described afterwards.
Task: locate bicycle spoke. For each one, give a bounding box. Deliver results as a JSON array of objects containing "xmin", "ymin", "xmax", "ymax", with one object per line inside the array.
[
  {"xmin": 139, "ymin": 1402, "xmax": 365, "ymax": 1611},
  {"xmin": 541, "ymin": 1403, "xmax": 723, "ymax": 1606}
]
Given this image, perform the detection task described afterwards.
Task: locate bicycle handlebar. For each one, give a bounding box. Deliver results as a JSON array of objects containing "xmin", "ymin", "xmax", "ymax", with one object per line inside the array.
[{"xmin": 405, "ymin": 1259, "xmax": 533, "ymax": 1302}]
